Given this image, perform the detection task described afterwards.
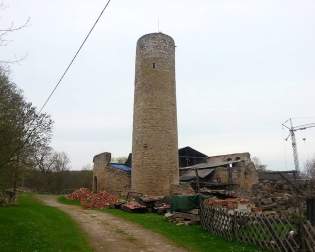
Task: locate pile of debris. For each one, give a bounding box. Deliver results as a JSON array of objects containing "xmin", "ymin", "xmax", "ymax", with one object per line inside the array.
[
  {"xmin": 199, "ymin": 187, "xmax": 236, "ymax": 197},
  {"xmin": 67, "ymin": 188, "xmax": 118, "ymax": 209},
  {"xmin": 203, "ymin": 197, "xmax": 260, "ymax": 213},
  {"xmin": 120, "ymin": 201, "xmax": 147, "ymax": 213},
  {"xmin": 67, "ymin": 188, "xmax": 91, "ymax": 201},
  {"xmin": 250, "ymin": 180, "xmax": 299, "ymax": 215},
  {"xmin": 119, "ymin": 195, "xmax": 171, "ymax": 213},
  {"xmin": 166, "ymin": 210, "xmax": 200, "ymax": 225}
]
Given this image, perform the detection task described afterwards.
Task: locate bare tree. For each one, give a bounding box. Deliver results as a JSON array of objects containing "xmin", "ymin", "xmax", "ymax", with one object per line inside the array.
[
  {"xmin": 0, "ymin": 3, "xmax": 30, "ymax": 65},
  {"xmin": 33, "ymin": 146, "xmax": 55, "ymax": 174},
  {"xmin": 304, "ymin": 157, "xmax": 315, "ymax": 179},
  {"xmin": 252, "ymin": 156, "xmax": 267, "ymax": 171},
  {"xmin": 51, "ymin": 152, "xmax": 70, "ymax": 172}
]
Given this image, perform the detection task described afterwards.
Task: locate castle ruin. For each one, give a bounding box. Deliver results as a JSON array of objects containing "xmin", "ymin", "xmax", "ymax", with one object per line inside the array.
[
  {"xmin": 93, "ymin": 33, "xmax": 179, "ymax": 196},
  {"xmin": 92, "ymin": 33, "xmax": 258, "ymax": 197}
]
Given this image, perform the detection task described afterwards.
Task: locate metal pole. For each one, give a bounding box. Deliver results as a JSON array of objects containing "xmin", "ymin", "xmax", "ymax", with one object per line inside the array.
[
  {"xmin": 194, "ymin": 168, "xmax": 200, "ymax": 193},
  {"xmin": 290, "ymin": 118, "xmax": 300, "ymax": 173},
  {"xmin": 227, "ymin": 159, "xmax": 233, "ymax": 192}
]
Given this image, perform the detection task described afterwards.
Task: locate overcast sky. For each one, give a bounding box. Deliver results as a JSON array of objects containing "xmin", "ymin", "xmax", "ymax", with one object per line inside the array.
[{"xmin": 2, "ymin": 0, "xmax": 315, "ymax": 170}]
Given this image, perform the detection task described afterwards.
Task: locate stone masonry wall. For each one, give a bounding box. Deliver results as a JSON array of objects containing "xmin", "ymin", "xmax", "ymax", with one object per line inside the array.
[
  {"xmin": 93, "ymin": 152, "xmax": 131, "ymax": 195},
  {"xmin": 132, "ymin": 33, "xmax": 179, "ymax": 195},
  {"xmin": 103, "ymin": 167, "xmax": 131, "ymax": 195},
  {"xmin": 211, "ymin": 161, "xmax": 258, "ymax": 191},
  {"xmin": 207, "ymin": 153, "xmax": 251, "ymax": 164}
]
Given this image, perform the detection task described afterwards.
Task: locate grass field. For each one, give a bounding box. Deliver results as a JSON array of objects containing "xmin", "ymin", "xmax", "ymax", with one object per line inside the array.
[
  {"xmin": 58, "ymin": 195, "xmax": 81, "ymax": 206},
  {"xmin": 59, "ymin": 196, "xmax": 264, "ymax": 252},
  {"xmin": 0, "ymin": 194, "xmax": 92, "ymax": 252}
]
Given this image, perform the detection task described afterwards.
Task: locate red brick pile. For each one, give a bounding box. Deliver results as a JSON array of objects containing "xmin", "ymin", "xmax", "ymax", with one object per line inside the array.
[
  {"xmin": 121, "ymin": 201, "xmax": 147, "ymax": 212},
  {"xmin": 203, "ymin": 197, "xmax": 262, "ymax": 213},
  {"xmin": 204, "ymin": 198, "xmax": 250, "ymax": 209},
  {"xmin": 67, "ymin": 188, "xmax": 118, "ymax": 209},
  {"xmin": 67, "ymin": 188, "xmax": 91, "ymax": 201}
]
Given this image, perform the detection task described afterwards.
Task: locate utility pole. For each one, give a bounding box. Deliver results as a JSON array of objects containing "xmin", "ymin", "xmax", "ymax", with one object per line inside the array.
[{"xmin": 282, "ymin": 118, "xmax": 315, "ymax": 173}]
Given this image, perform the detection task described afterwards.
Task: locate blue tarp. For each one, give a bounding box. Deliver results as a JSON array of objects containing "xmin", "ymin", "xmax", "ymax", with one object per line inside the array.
[{"xmin": 110, "ymin": 163, "xmax": 131, "ymax": 174}]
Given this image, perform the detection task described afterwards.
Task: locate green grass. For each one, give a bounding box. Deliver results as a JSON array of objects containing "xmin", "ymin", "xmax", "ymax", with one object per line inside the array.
[
  {"xmin": 58, "ymin": 196, "xmax": 266, "ymax": 252},
  {"xmin": 102, "ymin": 208, "xmax": 264, "ymax": 252},
  {"xmin": 0, "ymin": 193, "xmax": 92, "ymax": 252},
  {"xmin": 58, "ymin": 195, "xmax": 81, "ymax": 206}
]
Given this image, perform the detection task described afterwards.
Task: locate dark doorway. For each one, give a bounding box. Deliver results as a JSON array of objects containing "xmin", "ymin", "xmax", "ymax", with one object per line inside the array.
[{"xmin": 93, "ymin": 176, "xmax": 98, "ymax": 193}]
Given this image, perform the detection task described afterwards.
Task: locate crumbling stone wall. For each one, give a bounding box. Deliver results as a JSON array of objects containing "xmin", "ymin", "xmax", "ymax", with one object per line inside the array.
[
  {"xmin": 103, "ymin": 167, "xmax": 131, "ymax": 195},
  {"xmin": 211, "ymin": 162, "xmax": 258, "ymax": 191},
  {"xmin": 206, "ymin": 152, "xmax": 258, "ymax": 191},
  {"xmin": 249, "ymin": 173, "xmax": 313, "ymax": 215},
  {"xmin": 132, "ymin": 32, "xmax": 179, "ymax": 196},
  {"xmin": 208, "ymin": 152, "xmax": 250, "ymax": 164},
  {"xmin": 93, "ymin": 152, "xmax": 131, "ymax": 195}
]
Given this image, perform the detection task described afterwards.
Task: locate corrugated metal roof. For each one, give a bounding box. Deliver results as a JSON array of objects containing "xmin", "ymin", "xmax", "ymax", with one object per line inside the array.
[
  {"xmin": 110, "ymin": 163, "xmax": 131, "ymax": 174},
  {"xmin": 180, "ymin": 168, "xmax": 215, "ymax": 181},
  {"xmin": 179, "ymin": 160, "xmax": 243, "ymax": 171}
]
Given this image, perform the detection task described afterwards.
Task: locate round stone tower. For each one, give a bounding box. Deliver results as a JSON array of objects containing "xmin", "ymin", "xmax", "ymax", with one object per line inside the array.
[{"xmin": 131, "ymin": 32, "xmax": 179, "ymax": 195}]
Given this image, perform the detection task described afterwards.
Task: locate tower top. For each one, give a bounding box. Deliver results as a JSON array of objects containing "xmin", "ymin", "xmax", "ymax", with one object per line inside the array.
[
  {"xmin": 136, "ymin": 32, "xmax": 175, "ymax": 58},
  {"xmin": 137, "ymin": 32, "xmax": 174, "ymax": 44}
]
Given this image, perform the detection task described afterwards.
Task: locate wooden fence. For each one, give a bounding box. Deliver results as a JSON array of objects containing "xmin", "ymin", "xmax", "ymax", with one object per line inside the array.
[{"xmin": 200, "ymin": 201, "xmax": 315, "ymax": 252}]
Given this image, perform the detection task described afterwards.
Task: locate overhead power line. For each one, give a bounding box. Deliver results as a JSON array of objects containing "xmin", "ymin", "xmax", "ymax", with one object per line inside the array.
[
  {"xmin": 39, "ymin": 0, "xmax": 112, "ymax": 113},
  {"xmin": 0, "ymin": 0, "xmax": 112, "ymax": 169}
]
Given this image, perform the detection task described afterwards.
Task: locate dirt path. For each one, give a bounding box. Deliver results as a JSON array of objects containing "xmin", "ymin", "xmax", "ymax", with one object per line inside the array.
[{"xmin": 37, "ymin": 195, "xmax": 186, "ymax": 252}]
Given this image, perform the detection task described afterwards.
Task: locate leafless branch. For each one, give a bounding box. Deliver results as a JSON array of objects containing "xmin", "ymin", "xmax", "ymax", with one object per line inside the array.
[
  {"xmin": 0, "ymin": 53, "xmax": 27, "ymax": 65},
  {"xmin": 0, "ymin": 17, "xmax": 30, "ymax": 32}
]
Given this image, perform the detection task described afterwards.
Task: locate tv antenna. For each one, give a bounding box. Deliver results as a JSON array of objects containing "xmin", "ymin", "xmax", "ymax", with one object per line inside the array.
[{"xmin": 282, "ymin": 118, "xmax": 315, "ymax": 173}]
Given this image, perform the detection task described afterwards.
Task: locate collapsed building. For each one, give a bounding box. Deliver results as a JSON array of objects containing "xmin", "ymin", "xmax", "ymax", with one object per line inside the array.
[
  {"xmin": 92, "ymin": 32, "xmax": 258, "ymax": 197},
  {"xmin": 92, "ymin": 152, "xmax": 131, "ymax": 194},
  {"xmin": 91, "ymin": 32, "xmax": 314, "ymax": 222},
  {"xmin": 250, "ymin": 170, "xmax": 311, "ymax": 215},
  {"xmin": 92, "ymin": 147, "xmax": 308, "ymax": 215},
  {"xmin": 179, "ymin": 151, "xmax": 258, "ymax": 192},
  {"xmin": 92, "ymin": 147, "xmax": 259, "ymax": 195}
]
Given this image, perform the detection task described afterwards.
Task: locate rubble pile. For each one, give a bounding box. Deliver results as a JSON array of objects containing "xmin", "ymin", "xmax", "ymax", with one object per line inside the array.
[
  {"xmin": 120, "ymin": 195, "xmax": 171, "ymax": 213},
  {"xmin": 203, "ymin": 197, "xmax": 260, "ymax": 213},
  {"xmin": 199, "ymin": 187, "xmax": 237, "ymax": 197},
  {"xmin": 154, "ymin": 203, "xmax": 171, "ymax": 214},
  {"xmin": 67, "ymin": 188, "xmax": 91, "ymax": 201},
  {"xmin": 250, "ymin": 180, "xmax": 299, "ymax": 215},
  {"xmin": 139, "ymin": 196, "xmax": 170, "ymax": 214},
  {"xmin": 121, "ymin": 201, "xmax": 147, "ymax": 213},
  {"xmin": 67, "ymin": 188, "xmax": 118, "ymax": 209},
  {"xmin": 81, "ymin": 191, "xmax": 118, "ymax": 209},
  {"xmin": 166, "ymin": 211, "xmax": 200, "ymax": 225}
]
